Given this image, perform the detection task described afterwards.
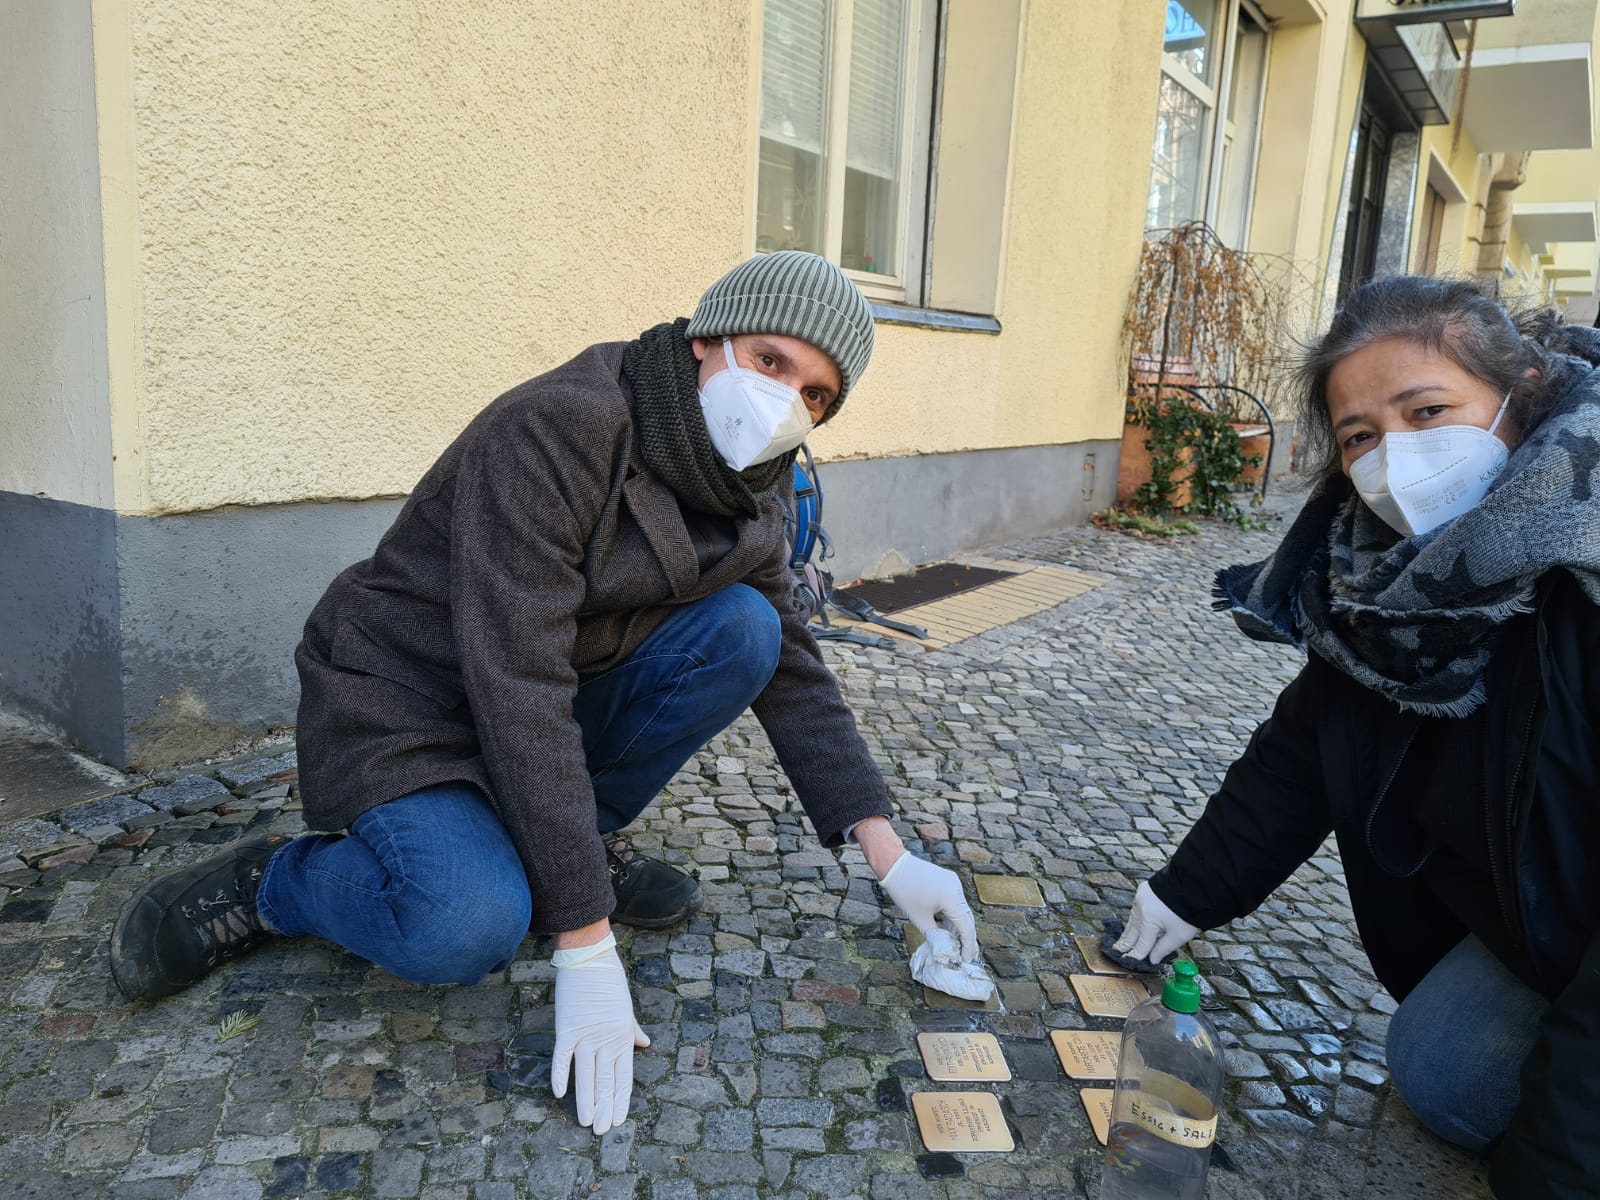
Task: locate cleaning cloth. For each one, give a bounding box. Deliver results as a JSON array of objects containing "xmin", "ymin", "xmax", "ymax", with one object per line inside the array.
[
  {"xmin": 909, "ymin": 928, "xmax": 996, "ymax": 1002},
  {"xmin": 1098, "ymin": 916, "xmax": 1170, "ymax": 974}
]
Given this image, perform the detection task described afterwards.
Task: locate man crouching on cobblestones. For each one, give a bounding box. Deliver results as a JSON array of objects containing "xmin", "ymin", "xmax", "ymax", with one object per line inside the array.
[{"xmin": 108, "ymin": 252, "xmax": 978, "ymax": 1135}]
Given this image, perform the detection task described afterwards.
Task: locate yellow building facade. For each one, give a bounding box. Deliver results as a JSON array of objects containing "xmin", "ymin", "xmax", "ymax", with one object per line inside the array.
[{"xmin": 4, "ymin": 0, "xmax": 1597, "ymax": 765}]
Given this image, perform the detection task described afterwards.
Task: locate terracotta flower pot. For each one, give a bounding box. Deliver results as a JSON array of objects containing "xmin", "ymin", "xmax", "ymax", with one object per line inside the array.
[
  {"xmin": 1120, "ymin": 355, "xmax": 1199, "ymax": 510},
  {"xmin": 1118, "ymin": 420, "xmax": 1194, "ymax": 509},
  {"xmin": 1229, "ymin": 420, "xmax": 1271, "ymax": 488}
]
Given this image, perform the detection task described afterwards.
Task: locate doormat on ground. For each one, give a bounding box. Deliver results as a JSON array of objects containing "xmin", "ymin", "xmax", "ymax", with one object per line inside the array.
[
  {"xmin": 831, "ymin": 558, "xmax": 1107, "ymax": 651},
  {"xmin": 838, "ymin": 562, "xmax": 1018, "ymax": 614}
]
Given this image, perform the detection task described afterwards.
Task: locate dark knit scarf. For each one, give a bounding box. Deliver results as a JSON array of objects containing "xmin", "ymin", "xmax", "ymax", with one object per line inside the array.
[
  {"xmin": 1215, "ymin": 329, "xmax": 1600, "ymax": 717},
  {"xmin": 622, "ymin": 318, "xmax": 793, "ymax": 519}
]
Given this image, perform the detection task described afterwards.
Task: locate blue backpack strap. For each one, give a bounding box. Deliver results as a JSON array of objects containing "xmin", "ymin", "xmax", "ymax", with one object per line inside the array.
[{"xmin": 789, "ymin": 442, "xmax": 822, "ymax": 569}]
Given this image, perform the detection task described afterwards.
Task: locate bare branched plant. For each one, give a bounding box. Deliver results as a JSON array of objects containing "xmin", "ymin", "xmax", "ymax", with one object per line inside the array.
[
  {"xmin": 1118, "ymin": 223, "xmax": 1304, "ymax": 522},
  {"xmin": 1122, "ymin": 221, "xmax": 1292, "ymax": 416}
]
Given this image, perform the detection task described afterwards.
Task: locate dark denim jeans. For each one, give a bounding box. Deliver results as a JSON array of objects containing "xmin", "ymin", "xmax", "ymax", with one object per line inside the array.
[
  {"xmin": 1385, "ymin": 934, "xmax": 1548, "ymax": 1154},
  {"xmin": 257, "ymin": 584, "xmax": 782, "ymax": 984}
]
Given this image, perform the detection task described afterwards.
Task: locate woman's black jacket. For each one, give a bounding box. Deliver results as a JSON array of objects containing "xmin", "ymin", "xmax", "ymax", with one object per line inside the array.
[{"xmin": 1150, "ymin": 573, "xmax": 1599, "ymax": 1197}]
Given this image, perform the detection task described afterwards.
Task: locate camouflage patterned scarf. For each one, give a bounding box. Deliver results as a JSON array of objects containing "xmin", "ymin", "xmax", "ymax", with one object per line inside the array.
[{"xmin": 1216, "ymin": 349, "xmax": 1600, "ymax": 717}]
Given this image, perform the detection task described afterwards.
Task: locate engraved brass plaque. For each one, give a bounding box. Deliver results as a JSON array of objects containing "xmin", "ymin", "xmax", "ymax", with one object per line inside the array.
[
  {"xmin": 1072, "ymin": 934, "xmax": 1138, "ymax": 976},
  {"xmin": 911, "ymin": 1091, "xmax": 1015, "ymax": 1152},
  {"xmin": 917, "ymin": 1032, "xmax": 1011, "ymax": 1082},
  {"xmin": 1080, "ymin": 1087, "xmax": 1115, "ymax": 1146},
  {"xmin": 903, "ymin": 922, "xmax": 925, "ymax": 955},
  {"xmin": 1068, "ymin": 974, "xmax": 1150, "ymax": 1019},
  {"xmin": 1050, "ymin": 1029, "xmax": 1123, "ymax": 1081},
  {"xmin": 922, "ymin": 984, "xmax": 1001, "ymax": 1012},
  {"xmin": 973, "ymin": 875, "xmax": 1046, "ymax": 908}
]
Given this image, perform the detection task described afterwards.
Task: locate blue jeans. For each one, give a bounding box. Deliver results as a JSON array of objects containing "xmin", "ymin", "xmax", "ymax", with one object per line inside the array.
[
  {"xmin": 1385, "ymin": 934, "xmax": 1549, "ymax": 1154},
  {"xmin": 258, "ymin": 584, "xmax": 782, "ymax": 985}
]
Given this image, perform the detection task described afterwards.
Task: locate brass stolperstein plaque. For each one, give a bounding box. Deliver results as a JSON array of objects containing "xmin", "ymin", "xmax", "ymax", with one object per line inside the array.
[
  {"xmin": 1072, "ymin": 934, "xmax": 1138, "ymax": 976},
  {"xmin": 1075, "ymin": 972, "xmax": 1152, "ymax": 1017},
  {"xmin": 922, "ymin": 985, "xmax": 1002, "ymax": 1012},
  {"xmin": 973, "ymin": 875, "xmax": 1046, "ymax": 908},
  {"xmin": 911, "ymin": 1091, "xmax": 1016, "ymax": 1152},
  {"xmin": 917, "ymin": 1032, "xmax": 1012, "ymax": 1082},
  {"xmin": 1050, "ymin": 1029, "xmax": 1123, "ymax": 1081},
  {"xmin": 906, "ymin": 924, "xmax": 1002, "ymax": 1011},
  {"xmin": 1080, "ymin": 1088, "xmax": 1115, "ymax": 1145},
  {"xmin": 1068, "ymin": 974, "xmax": 1150, "ymax": 1019}
]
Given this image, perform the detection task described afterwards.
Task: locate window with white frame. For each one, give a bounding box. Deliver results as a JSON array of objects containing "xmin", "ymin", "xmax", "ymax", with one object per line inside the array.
[
  {"xmin": 757, "ymin": 0, "xmax": 937, "ymax": 303},
  {"xmin": 1148, "ymin": 0, "xmax": 1269, "ymax": 245}
]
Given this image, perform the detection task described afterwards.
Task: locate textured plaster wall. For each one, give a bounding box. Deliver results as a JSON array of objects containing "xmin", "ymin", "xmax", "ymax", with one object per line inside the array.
[
  {"xmin": 1248, "ymin": 2, "xmax": 1367, "ymax": 320},
  {"xmin": 1477, "ymin": 0, "xmax": 1598, "ymax": 50},
  {"xmin": 107, "ymin": 0, "xmax": 1162, "ymax": 509},
  {"xmin": 1521, "ymin": 147, "xmax": 1600, "ymax": 206},
  {"xmin": 1417, "ymin": 122, "xmax": 1491, "ymax": 274},
  {"xmin": 1, "ymin": 0, "xmax": 114, "ymax": 506},
  {"xmin": 116, "ymin": 0, "xmax": 755, "ymax": 514},
  {"xmin": 988, "ymin": 1, "xmax": 1165, "ymax": 451}
]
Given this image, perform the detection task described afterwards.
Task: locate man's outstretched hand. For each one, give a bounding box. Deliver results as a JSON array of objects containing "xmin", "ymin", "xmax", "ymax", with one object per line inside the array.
[
  {"xmin": 878, "ymin": 852, "xmax": 979, "ymax": 961},
  {"xmin": 852, "ymin": 817, "xmax": 978, "ymax": 962},
  {"xmin": 551, "ymin": 932, "xmax": 649, "ymax": 1136}
]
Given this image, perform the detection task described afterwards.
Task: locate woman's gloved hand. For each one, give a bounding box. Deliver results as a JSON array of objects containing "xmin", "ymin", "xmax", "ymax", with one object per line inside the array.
[
  {"xmin": 879, "ymin": 852, "xmax": 979, "ymax": 962},
  {"xmin": 1114, "ymin": 880, "xmax": 1201, "ymax": 966},
  {"xmin": 551, "ymin": 933, "xmax": 650, "ymax": 1136}
]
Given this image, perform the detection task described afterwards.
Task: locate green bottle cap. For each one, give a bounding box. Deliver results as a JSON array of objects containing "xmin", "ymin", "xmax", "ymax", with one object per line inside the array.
[{"xmin": 1162, "ymin": 960, "xmax": 1202, "ymax": 1014}]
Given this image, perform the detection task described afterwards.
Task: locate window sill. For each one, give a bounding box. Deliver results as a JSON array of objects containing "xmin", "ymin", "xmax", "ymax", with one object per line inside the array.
[{"xmin": 868, "ymin": 303, "xmax": 1002, "ymax": 334}]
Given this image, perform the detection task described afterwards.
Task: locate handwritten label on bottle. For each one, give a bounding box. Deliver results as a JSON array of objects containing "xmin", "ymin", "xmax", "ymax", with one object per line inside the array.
[{"xmin": 1119, "ymin": 1069, "xmax": 1217, "ymax": 1149}]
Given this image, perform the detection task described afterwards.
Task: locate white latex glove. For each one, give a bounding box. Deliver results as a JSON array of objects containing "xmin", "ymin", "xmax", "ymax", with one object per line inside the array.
[
  {"xmin": 551, "ymin": 934, "xmax": 650, "ymax": 1136},
  {"xmin": 879, "ymin": 852, "xmax": 979, "ymax": 962},
  {"xmin": 1115, "ymin": 880, "xmax": 1201, "ymax": 966}
]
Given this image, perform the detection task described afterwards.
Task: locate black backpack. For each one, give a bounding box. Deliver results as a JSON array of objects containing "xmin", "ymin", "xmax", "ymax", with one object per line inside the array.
[{"xmin": 786, "ymin": 444, "xmax": 926, "ymax": 648}]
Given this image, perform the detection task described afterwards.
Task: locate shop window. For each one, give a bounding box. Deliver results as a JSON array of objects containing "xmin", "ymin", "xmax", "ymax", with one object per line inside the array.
[
  {"xmin": 1147, "ymin": 0, "xmax": 1270, "ymax": 244},
  {"xmin": 757, "ymin": 0, "xmax": 938, "ymax": 304}
]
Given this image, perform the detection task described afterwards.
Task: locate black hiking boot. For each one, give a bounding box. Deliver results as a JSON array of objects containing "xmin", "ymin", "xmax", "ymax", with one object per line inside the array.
[
  {"xmin": 110, "ymin": 832, "xmax": 292, "ymax": 1001},
  {"xmin": 603, "ymin": 833, "xmax": 703, "ymax": 930}
]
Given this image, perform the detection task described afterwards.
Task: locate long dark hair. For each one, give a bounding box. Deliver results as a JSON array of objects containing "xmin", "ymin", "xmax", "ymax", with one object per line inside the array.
[{"xmin": 1294, "ymin": 277, "xmax": 1586, "ymax": 484}]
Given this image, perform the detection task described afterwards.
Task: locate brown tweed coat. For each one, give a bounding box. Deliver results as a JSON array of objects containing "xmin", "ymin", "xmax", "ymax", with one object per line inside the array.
[{"xmin": 293, "ymin": 342, "xmax": 893, "ymax": 934}]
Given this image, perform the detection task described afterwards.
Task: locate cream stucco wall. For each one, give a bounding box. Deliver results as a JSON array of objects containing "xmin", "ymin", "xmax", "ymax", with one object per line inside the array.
[
  {"xmin": 107, "ymin": 0, "xmax": 761, "ymax": 514},
  {"xmin": 1246, "ymin": 1, "xmax": 1368, "ymax": 329},
  {"xmin": 2, "ymin": 0, "xmax": 115, "ymax": 508},
  {"xmin": 95, "ymin": 0, "xmax": 1163, "ymax": 515},
  {"xmin": 1415, "ymin": 123, "xmax": 1490, "ymax": 276}
]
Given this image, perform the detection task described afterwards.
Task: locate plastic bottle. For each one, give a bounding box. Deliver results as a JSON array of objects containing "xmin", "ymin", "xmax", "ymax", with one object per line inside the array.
[{"xmin": 1099, "ymin": 960, "xmax": 1224, "ymax": 1200}]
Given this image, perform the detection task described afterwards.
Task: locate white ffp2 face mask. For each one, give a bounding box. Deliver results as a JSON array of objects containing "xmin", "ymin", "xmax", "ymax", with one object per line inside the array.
[
  {"xmin": 698, "ymin": 339, "xmax": 814, "ymax": 471},
  {"xmin": 1349, "ymin": 393, "xmax": 1512, "ymax": 538}
]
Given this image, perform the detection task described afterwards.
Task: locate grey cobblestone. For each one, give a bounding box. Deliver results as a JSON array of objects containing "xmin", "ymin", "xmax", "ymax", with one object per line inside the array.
[{"xmin": 0, "ymin": 490, "xmax": 1489, "ymax": 1197}]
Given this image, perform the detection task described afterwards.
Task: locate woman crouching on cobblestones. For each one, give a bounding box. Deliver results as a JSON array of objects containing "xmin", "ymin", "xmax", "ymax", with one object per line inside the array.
[{"xmin": 1114, "ymin": 276, "xmax": 1600, "ymax": 1198}]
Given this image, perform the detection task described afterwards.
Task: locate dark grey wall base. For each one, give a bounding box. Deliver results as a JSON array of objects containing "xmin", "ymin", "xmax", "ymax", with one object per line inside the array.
[
  {"xmin": 0, "ymin": 491, "xmax": 404, "ymax": 769},
  {"xmin": 2, "ymin": 443, "xmax": 1114, "ymax": 768},
  {"xmin": 0, "ymin": 492, "xmax": 122, "ymax": 755},
  {"xmin": 116, "ymin": 500, "xmax": 404, "ymax": 767},
  {"xmin": 816, "ymin": 440, "xmax": 1121, "ymax": 583}
]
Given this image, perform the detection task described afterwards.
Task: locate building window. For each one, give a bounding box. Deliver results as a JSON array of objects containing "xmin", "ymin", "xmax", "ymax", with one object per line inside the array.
[
  {"xmin": 757, "ymin": 0, "xmax": 937, "ymax": 302},
  {"xmin": 1147, "ymin": 0, "xmax": 1270, "ymax": 243}
]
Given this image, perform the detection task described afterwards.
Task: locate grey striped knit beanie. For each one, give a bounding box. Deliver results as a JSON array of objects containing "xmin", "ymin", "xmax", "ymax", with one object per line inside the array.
[{"xmin": 686, "ymin": 251, "xmax": 875, "ymax": 407}]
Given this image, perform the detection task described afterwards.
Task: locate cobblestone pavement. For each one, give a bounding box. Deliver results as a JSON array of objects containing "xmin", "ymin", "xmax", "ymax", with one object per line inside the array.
[{"xmin": 0, "ymin": 490, "xmax": 1495, "ymax": 1200}]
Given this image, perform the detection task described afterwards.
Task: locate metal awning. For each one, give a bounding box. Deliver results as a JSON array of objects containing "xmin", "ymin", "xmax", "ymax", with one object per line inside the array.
[{"xmin": 1354, "ymin": 0, "xmax": 1517, "ymax": 126}]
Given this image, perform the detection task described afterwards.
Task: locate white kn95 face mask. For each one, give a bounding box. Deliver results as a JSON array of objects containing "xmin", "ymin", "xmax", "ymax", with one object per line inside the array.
[
  {"xmin": 1349, "ymin": 392, "xmax": 1512, "ymax": 538},
  {"xmin": 698, "ymin": 339, "xmax": 814, "ymax": 471}
]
